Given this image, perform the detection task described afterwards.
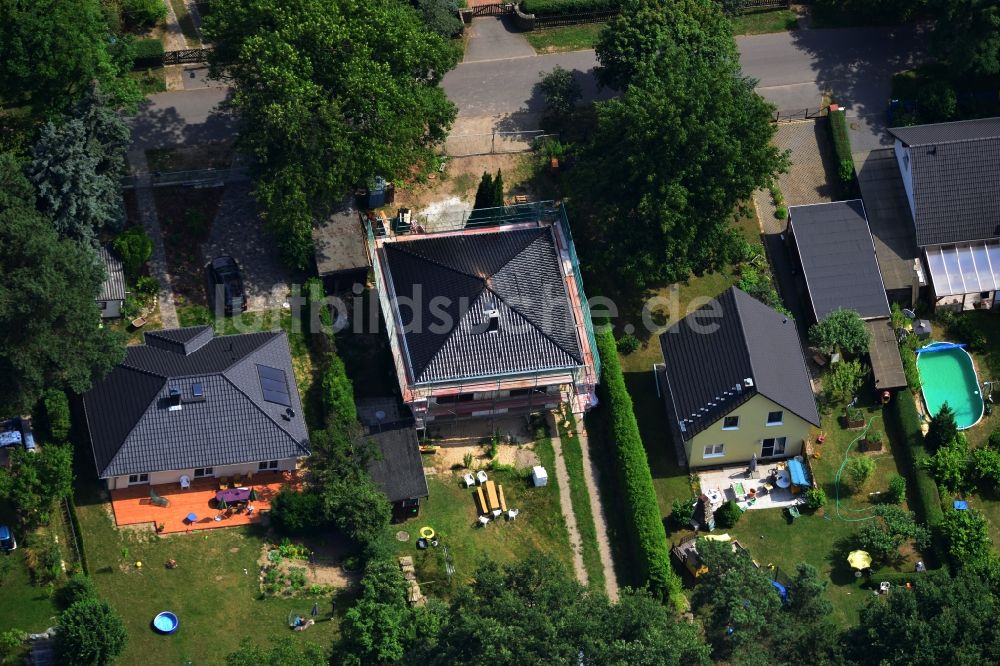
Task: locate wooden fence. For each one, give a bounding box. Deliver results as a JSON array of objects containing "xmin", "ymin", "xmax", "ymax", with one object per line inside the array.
[
  {"xmin": 472, "ymin": 2, "xmax": 514, "ymax": 16},
  {"xmin": 163, "ymin": 48, "xmax": 213, "ymax": 66}
]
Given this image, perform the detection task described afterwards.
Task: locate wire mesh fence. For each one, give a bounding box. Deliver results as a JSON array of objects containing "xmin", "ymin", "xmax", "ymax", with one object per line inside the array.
[{"xmin": 443, "ymin": 130, "xmax": 558, "ymax": 157}]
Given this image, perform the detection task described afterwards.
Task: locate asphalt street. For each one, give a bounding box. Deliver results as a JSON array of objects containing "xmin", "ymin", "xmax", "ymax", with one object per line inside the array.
[{"xmin": 129, "ymin": 21, "xmax": 926, "ymax": 151}]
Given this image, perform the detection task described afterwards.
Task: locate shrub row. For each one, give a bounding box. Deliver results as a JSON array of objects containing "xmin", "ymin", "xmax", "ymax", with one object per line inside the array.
[
  {"xmin": 43, "ymin": 388, "xmax": 72, "ymax": 442},
  {"xmin": 65, "ymin": 496, "xmax": 90, "ymax": 575},
  {"xmin": 887, "ymin": 393, "xmax": 944, "ymax": 526},
  {"xmin": 594, "ymin": 330, "xmax": 683, "ymax": 608},
  {"xmin": 132, "ymin": 38, "xmax": 165, "ymax": 68},
  {"xmin": 867, "ymin": 567, "xmax": 949, "ymax": 588},
  {"xmin": 521, "ymin": 0, "xmax": 621, "ymax": 16},
  {"xmin": 828, "ymin": 109, "xmax": 857, "ymax": 195}
]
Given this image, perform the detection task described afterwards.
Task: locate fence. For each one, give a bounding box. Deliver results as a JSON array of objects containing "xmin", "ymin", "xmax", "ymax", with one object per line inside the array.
[
  {"xmin": 472, "ymin": 2, "xmax": 514, "ymax": 16},
  {"xmin": 772, "ymin": 107, "xmax": 828, "ymax": 123},
  {"xmin": 443, "ymin": 130, "xmax": 558, "ymax": 157},
  {"xmin": 122, "ymin": 166, "xmax": 249, "ymax": 190},
  {"xmin": 533, "ymin": 8, "xmax": 618, "ymax": 27},
  {"xmin": 163, "ymin": 48, "xmax": 213, "ymax": 66},
  {"xmin": 61, "ymin": 497, "xmax": 87, "ymax": 574},
  {"xmin": 742, "ymin": 0, "xmax": 790, "ymax": 9}
]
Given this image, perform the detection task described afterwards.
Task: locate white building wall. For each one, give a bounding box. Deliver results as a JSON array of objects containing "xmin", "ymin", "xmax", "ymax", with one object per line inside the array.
[
  {"xmin": 105, "ymin": 457, "xmax": 300, "ymax": 490},
  {"xmin": 893, "ymin": 139, "xmax": 916, "ymax": 226}
]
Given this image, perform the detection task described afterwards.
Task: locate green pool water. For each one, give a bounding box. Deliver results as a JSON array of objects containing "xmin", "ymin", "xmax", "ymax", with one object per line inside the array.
[{"xmin": 916, "ymin": 343, "xmax": 984, "ymax": 430}]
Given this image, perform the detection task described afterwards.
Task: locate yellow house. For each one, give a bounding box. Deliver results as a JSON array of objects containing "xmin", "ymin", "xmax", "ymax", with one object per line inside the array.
[{"xmin": 659, "ymin": 287, "xmax": 820, "ymax": 469}]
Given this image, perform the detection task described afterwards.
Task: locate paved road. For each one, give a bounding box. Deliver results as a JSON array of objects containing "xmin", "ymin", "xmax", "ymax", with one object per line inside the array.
[{"xmin": 130, "ymin": 87, "xmax": 235, "ymax": 150}]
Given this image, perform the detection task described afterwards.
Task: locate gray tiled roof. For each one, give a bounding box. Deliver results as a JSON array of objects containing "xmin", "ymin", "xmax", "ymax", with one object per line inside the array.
[
  {"xmin": 366, "ymin": 424, "xmax": 428, "ymax": 503},
  {"xmin": 83, "ymin": 327, "xmax": 309, "ymax": 478},
  {"xmin": 789, "ymin": 200, "xmax": 890, "ymax": 321},
  {"xmin": 97, "ymin": 246, "xmax": 126, "ymax": 302},
  {"xmin": 380, "ymin": 227, "xmax": 584, "ymax": 384},
  {"xmin": 888, "ymin": 118, "xmax": 1000, "ymax": 246},
  {"xmin": 659, "ymin": 288, "xmax": 820, "ymax": 440}
]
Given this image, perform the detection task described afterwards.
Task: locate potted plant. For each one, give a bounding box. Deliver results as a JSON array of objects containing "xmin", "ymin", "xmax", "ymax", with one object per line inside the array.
[
  {"xmin": 156, "ymin": 523, "xmax": 165, "ymax": 534},
  {"xmin": 864, "ymin": 430, "xmax": 884, "ymax": 452},
  {"xmin": 844, "ymin": 406, "xmax": 865, "ymax": 429}
]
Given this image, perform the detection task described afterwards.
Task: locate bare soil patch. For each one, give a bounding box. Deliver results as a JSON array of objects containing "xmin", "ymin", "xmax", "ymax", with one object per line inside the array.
[{"xmin": 153, "ymin": 185, "xmax": 226, "ymax": 306}]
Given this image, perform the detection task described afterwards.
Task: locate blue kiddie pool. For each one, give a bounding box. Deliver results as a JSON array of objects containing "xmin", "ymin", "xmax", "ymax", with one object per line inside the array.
[{"xmin": 152, "ymin": 611, "xmax": 179, "ymax": 634}]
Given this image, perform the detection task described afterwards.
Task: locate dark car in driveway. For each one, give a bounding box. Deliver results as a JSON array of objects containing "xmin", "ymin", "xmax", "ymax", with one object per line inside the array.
[{"xmin": 206, "ymin": 256, "xmax": 247, "ymax": 316}]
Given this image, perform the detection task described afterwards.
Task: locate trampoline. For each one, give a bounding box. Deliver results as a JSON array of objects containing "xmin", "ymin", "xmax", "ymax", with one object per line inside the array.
[
  {"xmin": 152, "ymin": 611, "xmax": 178, "ymax": 634},
  {"xmin": 916, "ymin": 342, "xmax": 984, "ymax": 430}
]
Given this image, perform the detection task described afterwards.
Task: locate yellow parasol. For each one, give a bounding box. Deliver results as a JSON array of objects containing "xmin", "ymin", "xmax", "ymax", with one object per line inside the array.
[{"xmin": 847, "ymin": 550, "xmax": 872, "ymax": 570}]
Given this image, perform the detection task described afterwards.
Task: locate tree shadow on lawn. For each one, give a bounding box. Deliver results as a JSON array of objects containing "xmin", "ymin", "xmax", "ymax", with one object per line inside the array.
[{"xmin": 826, "ymin": 533, "xmax": 864, "ymax": 586}]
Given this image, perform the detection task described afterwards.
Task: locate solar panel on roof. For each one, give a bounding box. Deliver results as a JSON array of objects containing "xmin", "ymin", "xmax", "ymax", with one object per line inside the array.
[{"xmin": 256, "ymin": 365, "xmax": 291, "ymax": 406}]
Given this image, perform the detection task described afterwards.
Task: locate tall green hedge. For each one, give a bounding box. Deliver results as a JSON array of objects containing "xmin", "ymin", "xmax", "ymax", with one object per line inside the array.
[
  {"xmin": 828, "ymin": 109, "xmax": 858, "ymax": 195},
  {"xmin": 521, "ymin": 0, "xmax": 621, "ymax": 16},
  {"xmin": 887, "ymin": 394, "xmax": 944, "ymax": 525},
  {"xmin": 594, "ymin": 330, "xmax": 682, "ymax": 608}
]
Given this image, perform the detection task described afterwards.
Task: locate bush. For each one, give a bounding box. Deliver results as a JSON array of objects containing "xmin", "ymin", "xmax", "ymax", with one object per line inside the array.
[
  {"xmin": 823, "ymin": 359, "xmax": 867, "ymax": 402},
  {"xmin": 805, "ymin": 487, "xmax": 827, "ymax": 510},
  {"xmin": 900, "ymin": 343, "xmax": 921, "ymax": 393},
  {"xmin": 615, "ymin": 334, "xmax": 640, "ymax": 355},
  {"xmin": 131, "ymin": 38, "xmax": 165, "ymax": 70},
  {"xmin": 121, "ymin": 0, "xmax": 167, "ymax": 29},
  {"xmin": 669, "ymin": 497, "xmax": 696, "ymax": 529},
  {"xmin": 887, "ymin": 395, "xmax": 944, "ymax": 526},
  {"xmin": 56, "ymin": 598, "xmax": 128, "ymax": 666},
  {"xmin": 269, "ymin": 489, "xmax": 325, "ymax": 535},
  {"xmin": 809, "ymin": 308, "xmax": 870, "ymax": 355},
  {"xmin": 846, "ymin": 455, "xmax": 876, "ymax": 492},
  {"xmin": 886, "ymin": 473, "xmax": 907, "ymax": 504},
  {"xmin": 56, "ymin": 574, "xmax": 97, "ymax": 610},
  {"xmin": 594, "ymin": 330, "xmax": 682, "ymax": 607},
  {"xmin": 925, "ymin": 403, "xmax": 958, "ymax": 454},
  {"xmin": 522, "ymin": 0, "xmax": 622, "ymax": 15},
  {"xmin": 939, "ymin": 508, "xmax": 992, "ymax": 566},
  {"xmin": 112, "ymin": 228, "xmax": 152, "ymax": 282},
  {"xmin": 42, "ymin": 388, "xmax": 71, "ymax": 441},
  {"xmin": 923, "ymin": 436, "xmax": 969, "ymax": 492},
  {"xmin": 828, "ymin": 109, "xmax": 857, "ymax": 192},
  {"xmin": 774, "ymin": 205, "xmax": 788, "ymax": 220},
  {"xmin": 715, "ymin": 500, "xmax": 743, "ymax": 528},
  {"xmin": 972, "ymin": 447, "xmax": 1000, "ymax": 486},
  {"xmin": 134, "ymin": 276, "xmax": 159, "ymax": 299},
  {"xmin": 417, "ymin": 0, "xmax": 462, "ymax": 38}
]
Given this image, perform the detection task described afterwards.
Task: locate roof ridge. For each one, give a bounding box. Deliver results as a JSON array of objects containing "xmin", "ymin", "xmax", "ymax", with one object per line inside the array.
[
  {"xmin": 729, "ymin": 288, "xmax": 759, "ymax": 398},
  {"xmin": 387, "ymin": 241, "xmax": 492, "ymax": 284},
  {"xmin": 906, "ymin": 134, "xmax": 1000, "ymax": 148}
]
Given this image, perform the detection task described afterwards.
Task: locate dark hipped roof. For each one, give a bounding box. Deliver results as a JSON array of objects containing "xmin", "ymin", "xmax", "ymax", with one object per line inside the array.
[
  {"xmin": 97, "ymin": 246, "xmax": 126, "ymax": 302},
  {"xmin": 366, "ymin": 423, "xmax": 428, "ymax": 503},
  {"xmin": 379, "ymin": 227, "xmax": 584, "ymax": 384},
  {"xmin": 659, "ymin": 288, "xmax": 820, "ymax": 440},
  {"xmin": 83, "ymin": 326, "xmax": 310, "ymax": 478},
  {"xmin": 888, "ymin": 118, "xmax": 1000, "ymax": 246},
  {"xmin": 789, "ymin": 200, "xmax": 890, "ymax": 321}
]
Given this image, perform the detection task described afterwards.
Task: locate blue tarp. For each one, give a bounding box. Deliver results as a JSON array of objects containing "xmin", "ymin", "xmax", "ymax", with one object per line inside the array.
[
  {"xmin": 916, "ymin": 341, "xmax": 967, "ymax": 354},
  {"xmin": 954, "ymin": 500, "xmax": 969, "ymax": 510},
  {"xmin": 788, "ymin": 459, "xmax": 810, "ymax": 487},
  {"xmin": 770, "ymin": 579, "xmax": 788, "ymax": 602}
]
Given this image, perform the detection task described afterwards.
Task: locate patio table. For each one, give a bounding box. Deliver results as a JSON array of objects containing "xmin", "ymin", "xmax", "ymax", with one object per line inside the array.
[
  {"xmin": 730, "ymin": 481, "xmax": 746, "ymax": 499},
  {"xmin": 775, "ymin": 471, "xmax": 791, "ymax": 489},
  {"xmin": 216, "ymin": 487, "xmax": 251, "ymax": 504}
]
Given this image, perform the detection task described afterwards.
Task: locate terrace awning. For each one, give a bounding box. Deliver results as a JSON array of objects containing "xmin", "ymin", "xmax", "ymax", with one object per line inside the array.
[{"xmin": 925, "ymin": 240, "xmax": 1000, "ymax": 297}]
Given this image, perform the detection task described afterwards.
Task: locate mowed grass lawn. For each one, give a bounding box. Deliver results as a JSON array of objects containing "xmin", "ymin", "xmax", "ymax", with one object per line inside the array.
[
  {"xmin": 391, "ymin": 440, "xmax": 572, "ymax": 595},
  {"xmin": 731, "ymin": 8, "xmax": 799, "ymax": 35},
  {"xmin": 0, "ymin": 503, "xmax": 59, "ymax": 635},
  {"xmin": 74, "ymin": 487, "xmax": 341, "ymax": 666}
]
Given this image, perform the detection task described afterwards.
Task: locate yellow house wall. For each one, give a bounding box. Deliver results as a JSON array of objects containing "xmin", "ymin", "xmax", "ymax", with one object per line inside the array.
[{"xmin": 686, "ymin": 394, "xmax": 813, "ymax": 468}]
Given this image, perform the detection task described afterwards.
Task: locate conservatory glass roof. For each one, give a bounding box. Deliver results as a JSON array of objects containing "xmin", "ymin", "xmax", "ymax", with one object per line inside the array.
[{"xmin": 925, "ymin": 240, "xmax": 1000, "ymax": 297}]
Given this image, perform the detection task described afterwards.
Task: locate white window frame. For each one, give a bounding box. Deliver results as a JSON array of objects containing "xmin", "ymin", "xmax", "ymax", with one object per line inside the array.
[
  {"xmin": 722, "ymin": 415, "xmax": 740, "ymax": 430},
  {"xmin": 761, "ymin": 437, "xmax": 787, "ymax": 458},
  {"xmin": 703, "ymin": 443, "xmax": 725, "ymax": 459},
  {"xmin": 128, "ymin": 473, "xmax": 149, "ymax": 485},
  {"xmin": 766, "ymin": 410, "xmax": 784, "ymax": 426},
  {"xmin": 193, "ymin": 467, "xmax": 213, "ymax": 478}
]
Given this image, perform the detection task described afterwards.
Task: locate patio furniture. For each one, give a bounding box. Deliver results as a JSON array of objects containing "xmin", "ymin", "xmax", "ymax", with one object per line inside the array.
[
  {"xmin": 498, "ymin": 485, "xmax": 507, "ymax": 512},
  {"xmin": 492, "ymin": 509, "xmax": 502, "ymax": 518},
  {"xmin": 731, "ymin": 481, "xmax": 746, "ymax": 500},
  {"xmin": 775, "ymin": 471, "xmax": 791, "ymax": 489},
  {"xmin": 507, "ymin": 508, "xmax": 519, "ymax": 521},
  {"xmin": 149, "ymin": 489, "xmax": 170, "ymax": 507},
  {"xmin": 485, "ymin": 480, "xmax": 500, "ymax": 511},
  {"xmin": 185, "ymin": 512, "xmax": 197, "ymax": 524},
  {"xmin": 179, "ymin": 475, "xmax": 190, "ymax": 490},
  {"xmin": 219, "ymin": 476, "xmax": 230, "ymax": 490},
  {"xmin": 787, "ymin": 506, "xmax": 801, "ymax": 520},
  {"xmin": 233, "ymin": 474, "xmax": 245, "ymax": 487},
  {"xmin": 216, "ymin": 487, "xmax": 252, "ymax": 504},
  {"xmin": 476, "ymin": 470, "xmax": 488, "ymax": 485},
  {"xmin": 477, "ymin": 515, "xmax": 490, "ymax": 527},
  {"xmin": 463, "ymin": 473, "xmax": 476, "ymax": 488}
]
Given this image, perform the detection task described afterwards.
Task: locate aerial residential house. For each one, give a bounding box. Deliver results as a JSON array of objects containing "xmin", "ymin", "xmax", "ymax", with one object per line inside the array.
[
  {"xmin": 787, "ymin": 200, "xmax": 906, "ymax": 392},
  {"xmin": 82, "ymin": 327, "xmax": 310, "ymax": 490},
  {"xmin": 889, "ymin": 118, "xmax": 1000, "ymax": 311},
  {"xmin": 96, "ymin": 245, "xmax": 126, "ymax": 319},
  {"xmin": 368, "ymin": 204, "xmax": 600, "ymax": 427},
  {"xmin": 658, "ymin": 287, "xmax": 820, "ymax": 468}
]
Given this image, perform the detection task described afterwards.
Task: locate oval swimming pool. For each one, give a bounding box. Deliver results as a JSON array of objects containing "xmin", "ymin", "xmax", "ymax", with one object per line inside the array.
[{"xmin": 916, "ymin": 342, "xmax": 984, "ymax": 430}]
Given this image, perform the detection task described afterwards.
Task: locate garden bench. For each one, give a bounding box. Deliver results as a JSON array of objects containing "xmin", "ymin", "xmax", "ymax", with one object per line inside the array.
[{"xmin": 149, "ymin": 489, "xmax": 170, "ymax": 507}]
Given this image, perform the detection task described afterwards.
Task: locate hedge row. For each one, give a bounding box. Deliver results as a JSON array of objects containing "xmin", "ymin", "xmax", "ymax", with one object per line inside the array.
[
  {"xmin": 521, "ymin": 0, "xmax": 622, "ymax": 16},
  {"xmin": 594, "ymin": 330, "xmax": 683, "ymax": 608},
  {"xmin": 828, "ymin": 109, "xmax": 858, "ymax": 194},
  {"xmin": 889, "ymin": 392, "xmax": 944, "ymax": 527},
  {"xmin": 132, "ymin": 38, "xmax": 165, "ymax": 68},
  {"xmin": 65, "ymin": 496, "xmax": 89, "ymax": 575}
]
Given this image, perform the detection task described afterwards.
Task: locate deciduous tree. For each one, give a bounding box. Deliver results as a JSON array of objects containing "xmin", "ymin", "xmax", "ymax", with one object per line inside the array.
[
  {"xmin": 0, "ymin": 153, "xmax": 125, "ymax": 415},
  {"xmin": 809, "ymin": 308, "xmax": 870, "ymax": 355},
  {"xmin": 203, "ymin": 0, "xmax": 458, "ymax": 269},
  {"xmin": 0, "ymin": 444, "xmax": 74, "ymax": 528},
  {"xmin": 930, "ymin": 0, "xmax": 1000, "ymax": 77},
  {"xmin": 55, "ymin": 598, "xmax": 128, "ymax": 666},
  {"xmin": 939, "ymin": 507, "xmax": 992, "ymax": 566}
]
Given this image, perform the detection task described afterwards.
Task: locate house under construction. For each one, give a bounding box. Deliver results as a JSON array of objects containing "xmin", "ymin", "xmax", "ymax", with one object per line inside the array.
[{"xmin": 366, "ymin": 203, "xmax": 600, "ymax": 428}]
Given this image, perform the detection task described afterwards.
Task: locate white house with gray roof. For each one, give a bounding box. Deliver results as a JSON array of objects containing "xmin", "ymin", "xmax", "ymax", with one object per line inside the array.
[
  {"xmin": 889, "ymin": 117, "xmax": 1000, "ymax": 311},
  {"xmin": 82, "ymin": 326, "xmax": 310, "ymax": 490}
]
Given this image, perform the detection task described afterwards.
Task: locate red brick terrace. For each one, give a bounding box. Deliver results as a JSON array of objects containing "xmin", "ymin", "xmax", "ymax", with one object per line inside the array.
[{"xmin": 109, "ymin": 471, "xmax": 302, "ymax": 534}]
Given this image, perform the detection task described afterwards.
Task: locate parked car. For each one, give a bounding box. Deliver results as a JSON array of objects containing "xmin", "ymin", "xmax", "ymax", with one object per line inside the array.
[
  {"xmin": 0, "ymin": 418, "xmax": 21, "ymax": 449},
  {"xmin": 0, "ymin": 525, "xmax": 15, "ymax": 552},
  {"xmin": 206, "ymin": 256, "xmax": 247, "ymax": 316}
]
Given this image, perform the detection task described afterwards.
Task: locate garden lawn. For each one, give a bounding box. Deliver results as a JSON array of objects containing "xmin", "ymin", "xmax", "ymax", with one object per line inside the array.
[
  {"xmin": 74, "ymin": 492, "xmax": 339, "ymax": 666},
  {"xmin": 731, "ymin": 8, "xmax": 798, "ymax": 35},
  {"xmin": 390, "ymin": 440, "xmax": 572, "ymax": 597},
  {"xmin": 525, "ymin": 23, "xmax": 604, "ymax": 53},
  {"xmin": 0, "ymin": 504, "xmax": 59, "ymax": 636}
]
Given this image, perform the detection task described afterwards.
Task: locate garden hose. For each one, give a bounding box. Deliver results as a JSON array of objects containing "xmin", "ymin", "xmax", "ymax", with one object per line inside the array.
[{"xmin": 832, "ymin": 416, "xmax": 880, "ymax": 523}]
